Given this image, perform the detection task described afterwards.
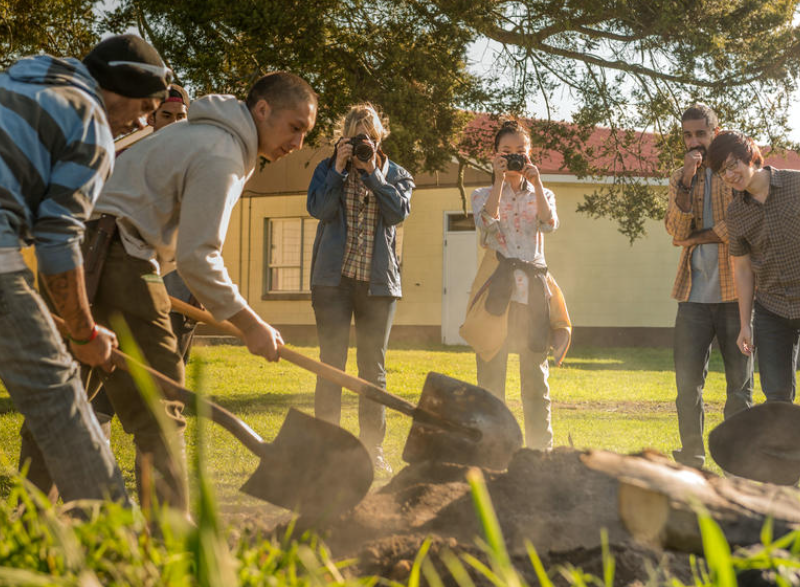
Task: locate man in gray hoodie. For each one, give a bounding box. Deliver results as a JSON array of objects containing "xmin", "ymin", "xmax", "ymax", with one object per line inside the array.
[
  {"xmin": 58, "ymin": 73, "xmax": 317, "ymax": 512},
  {"xmin": 1, "ymin": 34, "xmax": 170, "ymax": 504}
]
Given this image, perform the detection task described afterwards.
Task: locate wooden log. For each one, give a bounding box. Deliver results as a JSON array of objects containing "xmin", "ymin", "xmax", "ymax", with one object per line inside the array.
[{"xmin": 581, "ymin": 449, "xmax": 800, "ymax": 553}]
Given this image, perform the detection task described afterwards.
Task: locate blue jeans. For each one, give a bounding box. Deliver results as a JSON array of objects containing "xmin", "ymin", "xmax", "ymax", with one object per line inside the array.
[
  {"xmin": 753, "ymin": 301, "xmax": 800, "ymax": 402},
  {"xmin": 0, "ymin": 269, "xmax": 127, "ymax": 503},
  {"xmin": 476, "ymin": 302, "xmax": 552, "ymax": 450},
  {"xmin": 311, "ymin": 277, "xmax": 396, "ymax": 450},
  {"xmin": 674, "ymin": 302, "xmax": 754, "ymax": 458}
]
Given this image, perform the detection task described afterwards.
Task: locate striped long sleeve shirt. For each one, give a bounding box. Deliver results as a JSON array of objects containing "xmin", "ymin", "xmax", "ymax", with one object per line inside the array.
[{"xmin": 0, "ymin": 55, "xmax": 114, "ymax": 275}]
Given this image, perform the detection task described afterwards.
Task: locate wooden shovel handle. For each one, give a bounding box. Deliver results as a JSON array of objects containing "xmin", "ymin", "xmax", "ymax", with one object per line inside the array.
[
  {"xmin": 49, "ymin": 313, "xmax": 265, "ymax": 455},
  {"xmin": 170, "ymin": 297, "xmax": 480, "ymax": 439}
]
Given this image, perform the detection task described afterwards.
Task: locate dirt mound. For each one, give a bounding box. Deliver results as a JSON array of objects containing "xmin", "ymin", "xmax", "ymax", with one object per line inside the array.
[{"xmin": 311, "ymin": 448, "xmax": 695, "ymax": 584}]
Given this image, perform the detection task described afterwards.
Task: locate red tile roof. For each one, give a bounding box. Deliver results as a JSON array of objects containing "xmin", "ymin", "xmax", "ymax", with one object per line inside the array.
[{"xmin": 461, "ymin": 114, "xmax": 800, "ymax": 176}]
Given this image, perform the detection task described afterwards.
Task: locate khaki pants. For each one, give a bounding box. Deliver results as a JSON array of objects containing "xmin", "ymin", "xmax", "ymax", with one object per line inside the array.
[{"xmin": 91, "ymin": 234, "xmax": 188, "ymax": 512}]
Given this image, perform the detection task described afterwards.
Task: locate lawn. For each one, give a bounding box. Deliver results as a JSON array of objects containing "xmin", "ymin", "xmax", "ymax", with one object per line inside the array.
[{"xmin": 0, "ymin": 343, "xmax": 758, "ymax": 513}]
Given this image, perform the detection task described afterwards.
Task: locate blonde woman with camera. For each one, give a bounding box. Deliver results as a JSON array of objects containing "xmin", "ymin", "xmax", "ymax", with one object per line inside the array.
[
  {"xmin": 306, "ymin": 103, "xmax": 414, "ymax": 475},
  {"xmin": 460, "ymin": 120, "xmax": 569, "ymax": 451}
]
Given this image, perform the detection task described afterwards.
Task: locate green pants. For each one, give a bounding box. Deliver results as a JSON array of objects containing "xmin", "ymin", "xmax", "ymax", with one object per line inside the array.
[{"xmin": 91, "ymin": 232, "xmax": 188, "ymax": 511}]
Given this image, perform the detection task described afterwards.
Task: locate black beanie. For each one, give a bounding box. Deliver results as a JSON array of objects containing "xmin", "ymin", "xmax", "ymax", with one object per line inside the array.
[{"xmin": 83, "ymin": 34, "xmax": 171, "ymax": 99}]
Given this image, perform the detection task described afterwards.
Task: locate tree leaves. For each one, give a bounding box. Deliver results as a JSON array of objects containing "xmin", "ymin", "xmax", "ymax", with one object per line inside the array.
[{"xmin": 8, "ymin": 0, "xmax": 800, "ymax": 239}]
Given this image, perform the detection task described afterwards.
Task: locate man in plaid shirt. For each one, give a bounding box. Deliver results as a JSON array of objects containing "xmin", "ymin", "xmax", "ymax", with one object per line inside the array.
[{"xmin": 664, "ymin": 104, "xmax": 753, "ymax": 469}]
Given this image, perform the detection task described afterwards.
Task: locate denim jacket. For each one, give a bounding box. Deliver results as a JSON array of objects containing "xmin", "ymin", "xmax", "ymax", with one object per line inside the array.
[{"xmin": 307, "ymin": 157, "xmax": 414, "ymax": 297}]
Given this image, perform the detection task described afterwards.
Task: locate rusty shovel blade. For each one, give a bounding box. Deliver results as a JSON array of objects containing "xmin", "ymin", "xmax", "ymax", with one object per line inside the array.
[
  {"xmin": 709, "ymin": 402, "xmax": 800, "ymax": 485},
  {"xmin": 402, "ymin": 372, "xmax": 523, "ymax": 470},
  {"xmin": 241, "ymin": 408, "xmax": 373, "ymax": 517}
]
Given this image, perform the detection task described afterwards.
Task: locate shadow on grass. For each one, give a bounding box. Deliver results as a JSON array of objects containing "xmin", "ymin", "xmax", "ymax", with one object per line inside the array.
[
  {"xmin": 561, "ymin": 347, "xmax": 727, "ymax": 373},
  {"xmin": 0, "ymin": 397, "xmax": 15, "ymax": 414}
]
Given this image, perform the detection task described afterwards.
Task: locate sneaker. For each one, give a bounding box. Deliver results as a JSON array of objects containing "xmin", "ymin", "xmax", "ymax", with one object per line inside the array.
[
  {"xmin": 372, "ymin": 446, "xmax": 393, "ymax": 478},
  {"xmin": 672, "ymin": 449, "xmax": 705, "ymax": 470}
]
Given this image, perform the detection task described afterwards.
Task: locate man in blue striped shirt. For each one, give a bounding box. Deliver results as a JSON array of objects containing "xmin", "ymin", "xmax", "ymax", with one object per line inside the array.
[{"xmin": 0, "ymin": 34, "xmax": 170, "ymax": 504}]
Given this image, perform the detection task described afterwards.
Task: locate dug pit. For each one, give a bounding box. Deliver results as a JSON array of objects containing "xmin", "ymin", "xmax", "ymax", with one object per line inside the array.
[{"xmin": 231, "ymin": 448, "xmax": 800, "ymax": 585}]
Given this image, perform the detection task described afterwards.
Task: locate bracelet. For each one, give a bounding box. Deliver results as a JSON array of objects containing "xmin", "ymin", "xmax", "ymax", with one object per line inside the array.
[{"xmin": 69, "ymin": 323, "xmax": 99, "ymax": 345}]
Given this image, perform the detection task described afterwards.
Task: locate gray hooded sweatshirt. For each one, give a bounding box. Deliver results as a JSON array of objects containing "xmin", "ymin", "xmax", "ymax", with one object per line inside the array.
[{"xmin": 93, "ymin": 95, "xmax": 257, "ymax": 321}]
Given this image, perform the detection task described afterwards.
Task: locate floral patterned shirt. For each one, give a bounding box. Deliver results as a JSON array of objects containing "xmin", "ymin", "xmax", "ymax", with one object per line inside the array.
[{"xmin": 471, "ymin": 180, "xmax": 558, "ymax": 304}]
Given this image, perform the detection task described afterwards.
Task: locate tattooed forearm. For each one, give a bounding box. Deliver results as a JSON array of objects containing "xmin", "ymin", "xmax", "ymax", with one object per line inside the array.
[{"xmin": 41, "ymin": 267, "xmax": 95, "ymax": 339}]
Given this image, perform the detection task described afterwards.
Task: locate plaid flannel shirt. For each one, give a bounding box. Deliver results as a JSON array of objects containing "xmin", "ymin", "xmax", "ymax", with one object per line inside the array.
[
  {"xmin": 665, "ymin": 166, "xmax": 737, "ymax": 302},
  {"xmin": 341, "ymin": 170, "xmax": 380, "ymax": 282},
  {"xmin": 728, "ymin": 167, "xmax": 800, "ymax": 320}
]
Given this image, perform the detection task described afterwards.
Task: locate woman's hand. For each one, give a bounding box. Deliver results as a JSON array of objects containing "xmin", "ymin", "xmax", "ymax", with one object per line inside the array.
[
  {"xmin": 522, "ymin": 159, "xmax": 541, "ymax": 183},
  {"xmin": 352, "ymin": 146, "xmax": 378, "ymax": 175},
  {"xmin": 492, "ymin": 154, "xmax": 508, "ymax": 182},
  {"xmin": 334, "ymin": 139, "xmax": 353, "ymax": 174}
]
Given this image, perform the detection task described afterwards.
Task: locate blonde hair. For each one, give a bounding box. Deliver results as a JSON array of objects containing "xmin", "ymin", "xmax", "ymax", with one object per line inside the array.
[{"xmin": 338, "ymin": 103, "xmax": 390, "ymax": 144}]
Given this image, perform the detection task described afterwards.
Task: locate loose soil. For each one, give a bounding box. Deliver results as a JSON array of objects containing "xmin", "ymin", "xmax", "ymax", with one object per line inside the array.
[{"xmin": 230, "ymin": 448, "xmax": 699, "ymax": 585}]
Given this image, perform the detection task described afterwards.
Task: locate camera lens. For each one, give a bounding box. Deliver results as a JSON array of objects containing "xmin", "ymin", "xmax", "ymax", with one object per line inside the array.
[
  {"xmin": 353, "ymin": 142, "xmax": 374, "ymax": 162},
  {"xmin": 504, "ymin": 154, "xmax": 525, "ymax": 172}
]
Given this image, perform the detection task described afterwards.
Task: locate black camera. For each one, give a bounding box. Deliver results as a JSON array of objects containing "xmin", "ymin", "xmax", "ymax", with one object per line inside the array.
[
  {"xmin": 503, "ymin": 153, "xmax": 527, "ymax": 172},
  {"xmin": 347, "ymin": 133, "xmax": 375, "ymax": 162}
]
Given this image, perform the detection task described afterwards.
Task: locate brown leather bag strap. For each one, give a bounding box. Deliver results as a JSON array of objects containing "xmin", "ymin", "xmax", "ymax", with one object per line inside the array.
[{"xmin": 84, "ymin": 214, "xmax": 117, "ymax": 304}]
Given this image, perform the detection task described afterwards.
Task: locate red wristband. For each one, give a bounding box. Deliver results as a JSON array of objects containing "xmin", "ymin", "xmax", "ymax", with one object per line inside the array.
[{"xmin": 69, "ymin": 323, "xmax": 99, "ymax": 345}]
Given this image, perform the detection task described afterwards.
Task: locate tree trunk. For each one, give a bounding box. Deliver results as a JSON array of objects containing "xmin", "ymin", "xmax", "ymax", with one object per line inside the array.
[{"xmin": 581, "ymin": 449, "xmax": 800, "ymax": 553}]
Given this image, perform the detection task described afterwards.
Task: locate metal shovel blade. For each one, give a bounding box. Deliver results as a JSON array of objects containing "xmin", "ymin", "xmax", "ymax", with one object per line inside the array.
[
  {"xmin": 402, "ymin": 372, "xmax": 523, "ymax": 470},
  {"xmin": 709, "ymin": 402, "xmax": 800, "ymax": 485},
  {"xmin": 241, "ymin": 408, "xmax": 374, "ymax": 517}
]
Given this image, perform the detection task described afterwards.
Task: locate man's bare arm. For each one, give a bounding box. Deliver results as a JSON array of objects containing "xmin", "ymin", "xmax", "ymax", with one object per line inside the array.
[
  {"xmin": 41, "ymin": 267, "xmax": 95, "ymax": 339},
  {"xmin": 41, "ymin": 266, "xmax": 117, "ymax": 368}
]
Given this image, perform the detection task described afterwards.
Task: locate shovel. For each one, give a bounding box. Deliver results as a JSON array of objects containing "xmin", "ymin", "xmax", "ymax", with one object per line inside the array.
[
  {"xmin": 709, "ymin": 402, "xmax": 800, "ymax": 485},
  {"xmin": 170, "ymin": 296, "xmax": 523, "ymax": 470},
  {"xmin": 50, "ymin": 314, "xmax": 374, "ymax": 516}
]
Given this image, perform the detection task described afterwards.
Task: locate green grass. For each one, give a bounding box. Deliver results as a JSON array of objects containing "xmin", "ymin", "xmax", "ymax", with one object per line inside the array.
[{"xmin": 0, "ymin": 343, "xmax": 760, "ymax": 508}]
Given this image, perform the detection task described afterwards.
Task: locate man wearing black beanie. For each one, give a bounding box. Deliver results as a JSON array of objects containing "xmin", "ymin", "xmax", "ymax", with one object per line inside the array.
[{"xmin": 0, "ymin": 34, "xmax": 169, "ymax": 505}]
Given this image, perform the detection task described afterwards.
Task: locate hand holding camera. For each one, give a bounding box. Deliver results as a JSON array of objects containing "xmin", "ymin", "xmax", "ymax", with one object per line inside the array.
[
  {"xmin": 503, "ymin": 153, "xmax": 527, "ymax": 172},
  {"xmin": 336, "ymin": 133, "xmax": 377, "ymax": 174}
]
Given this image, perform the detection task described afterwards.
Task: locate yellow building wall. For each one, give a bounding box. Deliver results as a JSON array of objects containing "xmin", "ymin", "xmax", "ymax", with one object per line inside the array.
[
  {"xmin": 544, "ymin": 182, "xmax": 679, "ymax": 328},
  {"xmin": 224, "ymin": 178, "xmax": 681, "ymax": 330}
]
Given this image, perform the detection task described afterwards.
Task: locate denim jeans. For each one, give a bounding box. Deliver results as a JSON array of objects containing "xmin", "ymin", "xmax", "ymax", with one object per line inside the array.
[
  {"xmin": 476, "ymin": 302, "xmax": 552, "ymax": 451},
  {"xmin": 0, "ymin": 269, "xmax": 127, "ymax": 503},
  {"xmin": 753, "ymin": 301, "xmax": 800, "ymax": 402},
  {"xmin": 674, "ymin": 302, "xmax": 754, "ymax": 459},
  {"xmin": 311, "ymin": 277, "xmax": 396, "ymax": 451}
]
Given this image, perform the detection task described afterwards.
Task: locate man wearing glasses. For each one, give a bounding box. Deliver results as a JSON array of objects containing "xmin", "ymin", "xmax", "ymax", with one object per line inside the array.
[
  {"xmin": 1, "ymin": 34, "xmax": 171, "ymax": 504},
  {"xmin": 664, "ymin": 104, "xmax": 754, "ymax": 469},
  {"xmin": 709, "ymin": 131, "xmax": 800, "ymax": 405}
]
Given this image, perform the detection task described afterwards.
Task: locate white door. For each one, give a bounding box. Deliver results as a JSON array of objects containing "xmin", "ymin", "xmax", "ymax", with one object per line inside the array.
[{"xmin": 442, "ymin": 212, "xmax": 478, "ymax": 345}]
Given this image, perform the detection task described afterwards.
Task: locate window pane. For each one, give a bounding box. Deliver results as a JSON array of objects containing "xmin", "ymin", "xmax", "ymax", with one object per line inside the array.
[
  {"xmin": 270, "ymin": 218, "xmax": 302, "ymax": 266},
  {"xmin": 270, "ymin": 267, "xmax": 301, "ymax": 291},
  {"xmin": 447, "ymin": 213, "xmax": 475, "ymax": 232}
]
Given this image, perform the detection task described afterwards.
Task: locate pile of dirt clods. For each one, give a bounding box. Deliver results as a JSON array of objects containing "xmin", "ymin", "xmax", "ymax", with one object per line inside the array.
[{"xmin": 294, "ymin": 448, "xmax": 697, "ymax": 586}]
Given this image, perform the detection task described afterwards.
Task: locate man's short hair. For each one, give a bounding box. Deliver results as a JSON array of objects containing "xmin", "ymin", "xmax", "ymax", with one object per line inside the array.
[
  {"xmin": 245, "ymin": 72, "xmax": 317, "ymax": 112},
  {"xmin": 707, "ymin": 130, "xmax": 764, "ymax": 173},
  {"xmin": 681, "ymin": 103, "xmax": 719, "ymax": 130}
]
